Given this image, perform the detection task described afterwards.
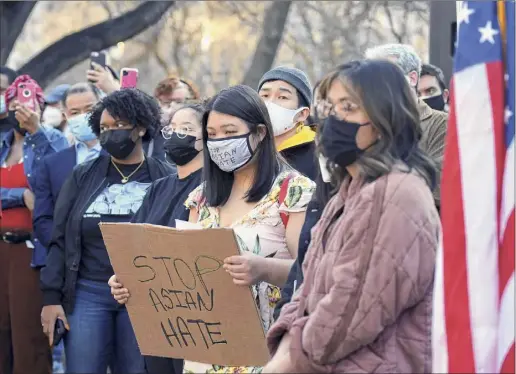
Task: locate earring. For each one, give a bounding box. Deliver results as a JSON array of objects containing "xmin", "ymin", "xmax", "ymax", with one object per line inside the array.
[{"xmin": 139, "ymin": 131, "xmax": 144, "ymax": 136}]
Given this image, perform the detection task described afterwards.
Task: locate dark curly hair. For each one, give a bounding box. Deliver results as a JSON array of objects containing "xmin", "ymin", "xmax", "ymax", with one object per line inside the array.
[{"xmin": 88, "ymin": 88, "xmax": 160, "ymax": 141}]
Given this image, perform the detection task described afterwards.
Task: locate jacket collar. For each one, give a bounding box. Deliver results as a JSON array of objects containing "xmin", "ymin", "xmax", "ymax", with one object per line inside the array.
[
  {"xmin": 1, "ymin": 129, "xmax": 15, "ymax": 148},
  {"xmin": 277, "ymin": 124, "xmax": 316, "ymax": 152},
  {"xmin": 417, "ymin": 99, "xmax": 433, "ymax": 121}
]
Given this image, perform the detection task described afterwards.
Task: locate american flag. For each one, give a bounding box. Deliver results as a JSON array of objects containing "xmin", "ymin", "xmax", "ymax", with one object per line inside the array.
[{"xmin": 432, "ymin": 1, "xmax": 515, "ymax": 373}]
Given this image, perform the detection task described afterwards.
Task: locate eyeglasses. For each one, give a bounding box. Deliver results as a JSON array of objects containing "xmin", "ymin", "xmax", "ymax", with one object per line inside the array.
[
  {"xmin": 317, "ymin": 99, "xmax": 360, "ymax": 120},
  {"xmin": 161, "ymin": 125, "xmax": 193, "ymax": 140}
]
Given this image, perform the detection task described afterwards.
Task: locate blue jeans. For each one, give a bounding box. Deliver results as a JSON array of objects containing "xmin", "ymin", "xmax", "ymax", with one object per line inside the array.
[{"xmin": 64, "ymin": 278, "xmax": 145, "ymax": 374}]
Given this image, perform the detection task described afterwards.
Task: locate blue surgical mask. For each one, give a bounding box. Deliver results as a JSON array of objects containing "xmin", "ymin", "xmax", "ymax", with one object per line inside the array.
[
  {"xmin": 67, "ymin": 113, "xmax": 97, "ymax": 142},
  {"xmin": 0, "ymin": 94, "xmax": 6, "ymax": 114}
]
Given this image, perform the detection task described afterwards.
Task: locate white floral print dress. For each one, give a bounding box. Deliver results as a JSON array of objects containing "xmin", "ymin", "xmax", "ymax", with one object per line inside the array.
[{"xmin": 183, "ymin": 171, "xmax": 315, "ymax": 374}]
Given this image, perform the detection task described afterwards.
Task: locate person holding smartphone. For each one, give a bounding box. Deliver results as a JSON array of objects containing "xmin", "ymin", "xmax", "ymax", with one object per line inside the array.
[
  {"xmin": 0, "ymin": 74, "xmax": 68, "ymax": 374},
  {"xmin": 87, "ymin": 62, "xmax": 120, "ymax": 95}
]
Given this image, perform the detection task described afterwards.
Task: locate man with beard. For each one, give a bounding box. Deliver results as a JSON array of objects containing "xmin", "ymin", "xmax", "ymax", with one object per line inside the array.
[{"xmin": 418, "ymin": 63, "xmax": 449, "ymax": 112}]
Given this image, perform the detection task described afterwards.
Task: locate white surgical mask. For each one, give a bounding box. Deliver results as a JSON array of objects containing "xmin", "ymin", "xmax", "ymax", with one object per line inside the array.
[
  {"xmin": 42, "ymin": 106, "xmax": 63, "ymax": 128},
  {"xmin": 265, "ymin": 101, "xmax": 304, "ymax": 136},
  {"xmin": 207, "ymin": 134, "xmax": 255, "ymax": 172},
  {"xmin": 318, "ymin": 155, "xmax": 332, "ymax": 183},
  {"xmin": 67, "ymin": 113, "xmax": 97, "ymax": 142}
]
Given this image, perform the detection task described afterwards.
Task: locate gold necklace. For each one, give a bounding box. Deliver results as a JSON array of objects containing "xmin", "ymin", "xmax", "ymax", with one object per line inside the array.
[{"xmin": 111, "ymin": 158, "xmax": 145, "ymax": 184}]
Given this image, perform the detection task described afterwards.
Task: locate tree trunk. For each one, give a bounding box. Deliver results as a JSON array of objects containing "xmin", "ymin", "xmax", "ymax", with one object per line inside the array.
[
  {"xmin": 241, "ymin": 1, "xmax": 292, "ymax": 88},
  {"xmin": 0, "ymin": 1, "xmax": 37, "ymax": 65},
  {"xmin": 18, "ymin": 1, "xmax": 175, "ymax": 88}
]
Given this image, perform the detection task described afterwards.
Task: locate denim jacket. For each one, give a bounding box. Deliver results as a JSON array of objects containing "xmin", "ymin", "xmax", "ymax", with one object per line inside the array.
[{"xmin": 0, "ymin": 127, "xmax": 69, "ymax": 266}]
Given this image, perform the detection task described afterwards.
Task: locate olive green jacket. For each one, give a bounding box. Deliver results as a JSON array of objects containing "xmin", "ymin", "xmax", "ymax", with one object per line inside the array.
[{"xmin": 418, "ymin": 100, "xmax": 448, "ymax": 209}]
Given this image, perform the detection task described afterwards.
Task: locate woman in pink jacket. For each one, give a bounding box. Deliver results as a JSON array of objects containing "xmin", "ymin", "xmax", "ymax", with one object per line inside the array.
[{"xmin": 264, "ymin": 59, "xmax": 441, "ymax": 373}]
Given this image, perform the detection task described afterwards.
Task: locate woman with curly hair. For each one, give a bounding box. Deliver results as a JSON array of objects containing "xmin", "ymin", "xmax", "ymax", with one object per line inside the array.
[
  {"xmin": 108, "ymin": 102, "xmax": 206, "ymax": 374},
  {"xmin": 40, "ymin": 88, "xmax": 175, "ymax": 373}
]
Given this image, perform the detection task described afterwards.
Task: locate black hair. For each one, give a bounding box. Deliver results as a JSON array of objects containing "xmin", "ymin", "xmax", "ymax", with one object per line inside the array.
[
  {"xmin": 202, "ymin": 85, "xmax": 282, "ymax": 206},
  {"xmin": 0, "ymin": 66, "xmax": 18, "ymax": 85},
  {"xmin": 171, "ymin": 102, "xmax": 206, "ymax": 124},
  {"xmin": 89, "ymin": 88, "xmax": 160, "ymax": 141},
  {"xmin": 421, "ymin": 63, "xmax": 447, "ymax": 91},
  {"xmin": 62, "ymin": 82, "xmax": 99, "ymax": 107}
]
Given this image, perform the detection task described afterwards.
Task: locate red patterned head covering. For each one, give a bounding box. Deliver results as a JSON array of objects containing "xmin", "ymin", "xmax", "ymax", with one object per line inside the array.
[{"xmin": 4, "ymin": 74, "xmax": 45, "ymax": 110}]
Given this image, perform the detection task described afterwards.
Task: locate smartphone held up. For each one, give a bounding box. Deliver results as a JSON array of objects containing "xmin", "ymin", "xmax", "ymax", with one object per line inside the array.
[
  {"xmin": 120, "ymin": 68, "xmax": 139, "ymax": 89},
  {"xmin": 17, "ymin": 82, "xmax": 37, "ymax": 111},
  {"xmin": 90, "ymin": 51, "xmax": 107, "ymax": 70}
]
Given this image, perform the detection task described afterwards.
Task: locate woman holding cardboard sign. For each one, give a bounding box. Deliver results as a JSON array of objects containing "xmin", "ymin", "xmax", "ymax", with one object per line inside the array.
[
  {"xmin": 181, "ymin": 85, "xmax": 315, "ymax": 372},
  {"xmin": 110, "ymin": 102, "xmax": 206, "ymax": 374},
  {"xmin": 109, "ymin": 86, "xmax": 315, "ymax": 372},
  {"xmin": 40, "ymin": 89, "xmax": 175, "ymax": 374}
]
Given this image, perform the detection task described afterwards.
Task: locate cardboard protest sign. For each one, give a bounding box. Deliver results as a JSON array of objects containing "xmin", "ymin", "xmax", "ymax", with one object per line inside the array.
[{"xmin": 100, "ymin": 223, "xmax": 270, "ymax": 367}]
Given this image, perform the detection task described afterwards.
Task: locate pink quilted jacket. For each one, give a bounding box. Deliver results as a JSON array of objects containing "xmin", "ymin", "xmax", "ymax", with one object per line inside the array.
[{"xmin": 267, "ymin": 170, "xmax": 440, "ymax": 373}]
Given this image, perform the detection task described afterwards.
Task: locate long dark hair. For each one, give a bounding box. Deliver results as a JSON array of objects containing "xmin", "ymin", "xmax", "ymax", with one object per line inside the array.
[
  {"xmin": 202, "ymin": 85, "xmax": 282, "ymax": 206},
  {"xmin": 320, "ymin": 59, "xmax": 437, "ymax": 188}
]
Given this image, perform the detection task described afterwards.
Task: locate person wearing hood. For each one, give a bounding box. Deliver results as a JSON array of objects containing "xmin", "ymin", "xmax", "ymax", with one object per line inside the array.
[
  {"xmin": 258, "ymin": 66, "xmax": 317, "ymax": 180},
  {"xmin": 0, "ymin": 74, "xmax": 68, "ymax": 374}
]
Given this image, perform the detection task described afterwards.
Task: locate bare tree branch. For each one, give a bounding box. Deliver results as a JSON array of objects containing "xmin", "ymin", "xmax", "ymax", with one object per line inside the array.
[
  {"xmin": 100, "ymin": 0, "xmax": 114, "ymax": 19},
  {"xmin": 241, "ymin": 1, "xmax": 292, "ymax": 88},
  {"xmin": 19, "ymin": 1, "xmax": 176, "ymax": 88},
  {"xmin": 0, "ymin": 1, "xmax": 37, "ymax": 64},
  {"xmin": 382, "ymin": 1, "xmax": 404, "ymax": 43}
]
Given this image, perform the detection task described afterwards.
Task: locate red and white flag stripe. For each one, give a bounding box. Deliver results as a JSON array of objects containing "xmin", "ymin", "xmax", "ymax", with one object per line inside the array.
[{"xmin": 432, "ymin": 1, "xmax": 515, "ymax": 373}]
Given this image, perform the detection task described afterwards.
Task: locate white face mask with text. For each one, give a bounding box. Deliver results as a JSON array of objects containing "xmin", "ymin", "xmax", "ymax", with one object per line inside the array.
[{"xmin": 207, "ymin": 133, "xmax": 254, "ymax": 172}]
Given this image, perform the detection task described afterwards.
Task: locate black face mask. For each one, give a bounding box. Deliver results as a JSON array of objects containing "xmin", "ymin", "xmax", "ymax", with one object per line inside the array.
[
  {"xmin": 99, "ymin": 128, "xmax": 137, "ymax": 160},
  {"xmin": 164, "ymin": 134, "xmax": 200, "ymax": 166},
  {"xmin": 322, "ymin": 115, "xmax": 371, "ymax": 168},
  {"xmin": 423, "ymin": 94, "xmax": 446, "ymax": 111},
  {"xmin": 1, "ymin": 111, "xmax": 26, "ymax": 135}
]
